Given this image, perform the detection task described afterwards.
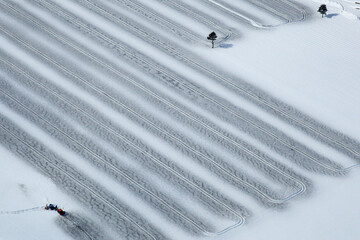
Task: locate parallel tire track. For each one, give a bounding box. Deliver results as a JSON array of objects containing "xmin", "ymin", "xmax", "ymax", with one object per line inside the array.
[
  {"xmin": 0, "ymin": 73, "xmax": 240, "ymax": 236},
  {"xmin": 152, "ymin": 0, "xmax": 233, "ymax": 39},
  {"xmin": 203, "ymin": 0, "xmax": 283, "ymax": 28},
  {"xmin": 110, "ymin": 0, "xmax": 204, "ymax": 43},
  {"xmin": 0, "ymin": 117, "xmax": 160, "ymax": 240},
  {"xmin": 0, "ymin": 21, "xmax": 307, "ymax": 204},
  {"xmin": 72, "ymin": 0, "xmax": 360, "ymax": 160},
  {"xmin": 0, "ymin": 0, "xmax": 357, "ymax": 238},
  {"xmin": 16, "ymin": 0, "xmax": 359, "ymax": 173}
]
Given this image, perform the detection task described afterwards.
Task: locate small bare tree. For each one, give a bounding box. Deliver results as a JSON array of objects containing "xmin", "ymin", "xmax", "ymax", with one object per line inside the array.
[
  {"xmin": 318, "ymin": 4, "xmax": 327, "ymax": 18},
  {"xmin": 207, "ymin": 32, "xmax": 217, "ymax": 48}
]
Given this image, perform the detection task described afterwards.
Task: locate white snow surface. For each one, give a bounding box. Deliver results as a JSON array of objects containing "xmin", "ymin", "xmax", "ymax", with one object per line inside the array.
[{"xmin": 1, "ymin": 0, "xmax": 360, "ymax": 239}]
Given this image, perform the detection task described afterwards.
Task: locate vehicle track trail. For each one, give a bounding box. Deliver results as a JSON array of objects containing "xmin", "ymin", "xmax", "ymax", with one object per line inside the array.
[
  {"xmin": 0, "ymin": 73, "xmax": 248, "ymax": 235},
  {"xmin": 149, "ymin": 0, "xmax": 234, "ymax": 41},
  {"xmin": 0, "ymin": 49, "xmax": 295, "ymax": 203},
  {"xmin": 0, "ymin": 0, "xmax": 344, "ymax": 201},
  {"xmin": 0, "ymin": 2, "xmax": 296, "ymax": 208},
  {"xmin": 245, "ymin": 0, "xmax": 308, "ymax": 22},
  {"xmin": 33, "ymin": 0, "xmax": 360, "ymax": 164},
  {"xmin": 1, "ymin": 0, "xmax": 358, "ymax": 238},
  {"xmin": 106, "ymin": 0, "xmax": 205, "ymax": 43},
  {"xmin": 244, "ymin": 0, "xmax": 295, "ymax": 20},
  {"xmin": 214, "ymin": 0, "xmax": 306, "ymax": 25},
  {"xmin": 75, "ymin": 0, "xmax": 360, "ymax": 161},
  {"xmin": 0, "ymin": 116, "xmax": 165, "ymax": 240},
  {"xmin": 0, "ymin": 22, "xmax": 308, "ymax": 205},
  {"xmin": 200, "ymin": 0, "xmax": 285, "ymax": 28},
  {"xmin": 13, "ymin": 0, "xmax": 360, "ymax": 173},
  {"xmin": 57, "ymin": 213, "xmax": 97, "ymax": 240}
]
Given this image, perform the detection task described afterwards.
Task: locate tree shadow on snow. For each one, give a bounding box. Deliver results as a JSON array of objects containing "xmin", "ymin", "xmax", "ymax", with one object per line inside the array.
[
  {"xmin": 219, "ymin": 43, "xmax": 233, "ymax": 49},
  {"xmin": 326, "ymin": 13, "xmax": 339, "ymax": 19}
]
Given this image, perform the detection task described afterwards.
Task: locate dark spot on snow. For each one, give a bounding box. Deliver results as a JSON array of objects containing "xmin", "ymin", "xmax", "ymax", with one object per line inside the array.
[
  {"xmin": 18, "ymin": 183, "xmax": 29, "ymax": 196},
  {"xmin": 219, "ymin": 43, "xmax": 233, "ymax": 49},
  {"xmin": 326, "ymin": 13, "xmax": 339, "ymax": 19}
]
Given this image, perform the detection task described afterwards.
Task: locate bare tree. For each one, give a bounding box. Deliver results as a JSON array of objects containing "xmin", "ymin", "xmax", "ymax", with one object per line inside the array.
[
  {"xmin": 318, "ymin": 4, "xmax": 327, "ymax": 18},
  {"xmin": 207, "ymin": 32, "xmax": 217, "ymax": 48}
]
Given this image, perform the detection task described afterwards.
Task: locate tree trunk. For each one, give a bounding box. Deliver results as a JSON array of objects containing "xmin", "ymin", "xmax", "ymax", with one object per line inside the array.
[{"xmin": 212, "ymin": 40, "xmax": 214, "ymax": 48}]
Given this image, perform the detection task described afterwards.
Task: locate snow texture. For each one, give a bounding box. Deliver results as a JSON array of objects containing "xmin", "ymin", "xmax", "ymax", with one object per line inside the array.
[{"xmin": 0, "ymin": 0, "xmax": 359, "ymax": 239}]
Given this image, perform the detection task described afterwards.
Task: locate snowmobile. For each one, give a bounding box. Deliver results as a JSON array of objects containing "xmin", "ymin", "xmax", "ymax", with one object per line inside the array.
[
  {"xmin": 57, "ymin": 208, "xmax": 66, "ymax": 216},
  {"xmin": 45, "ymin": 203, "xmax": 66, "ymax": 216}
]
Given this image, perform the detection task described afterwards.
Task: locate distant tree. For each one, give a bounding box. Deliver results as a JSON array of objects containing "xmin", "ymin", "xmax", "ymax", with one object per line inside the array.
[
  {"xmin": 207, "ymin": 32, "xmax": 217, "ymax": 48},
  {"xmin": 318, "ymin": 4, "xmax": 327, "ymax": 18}
]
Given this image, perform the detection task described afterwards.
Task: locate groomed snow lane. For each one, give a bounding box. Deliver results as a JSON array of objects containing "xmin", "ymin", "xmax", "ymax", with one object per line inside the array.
[
  {"xmin": 1, "ymin": 0, "xmax": 359, "ymax": 239},
  {"xmin": 0, "ymin": 7, "xmax": 311, "ymax": 204},
  {"xmin": 0, "ymin": 116, "xmax": 166, "ymax": 240},
  {"xmin": 0, "ymin": 71, "xmax": 250, "ymax": 235},
  {"xmin": 26, "ymin": 0, "xmax": 360, "ymax": 167}
]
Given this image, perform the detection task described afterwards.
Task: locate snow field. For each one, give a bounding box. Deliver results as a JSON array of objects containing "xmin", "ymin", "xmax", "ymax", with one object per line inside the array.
[
  {"xmin": 0, "ymin": 0, "xmax": 310, "ymax": 199},
  {"xmin": 0, "ymin": 146, "xmax": 76, "ymax": 240},
  {"xmin": 0, "ymin": 0, "xmax": 359, "ymax": 239}
]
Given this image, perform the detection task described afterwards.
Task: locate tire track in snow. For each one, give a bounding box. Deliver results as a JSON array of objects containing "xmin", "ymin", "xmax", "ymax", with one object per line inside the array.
[
  {"xmin": 244, "ymin": 0, "xmax": 308, "ymax": 22},
  {"xmin": 157, "ymin": 0, "xmax": 305, "ymax": 29},
  {"xmin": 0, "ymin": 0, "xmax": 316, "ymax": 201},
  {"xmin": 28, "ymin": 0, "xmax": 360, "ymax": 172},
  {"xmin": 200, "ymin": 0, "xmax": 307, "ymax": 28},
  {"xmin": 107, "ymin": 0, "xmax": 204, "ymax": 43},
  {"xmin": 64, "ymin": 0, "xmax": 360, "ymax": 162},
  {"xmin": 0, "ymin": 41, "xmax": 297, "ymax": 203},
  {"xmin": 201, "ymin": 0, "xmax": 281, "ymax": 28},
  {"xmin": 1, "ymin": 49, "xmax": 289, "ymax": 201},
  {"xmin": 0, "ymin": 57, "xmax": 256, "ymax": 233},
  {"xmin": 1, "ymin": 7, "xmax": 308, "ymax": 194},
  {"xmin": 0, "ymin": 63, "xmax": 248, "ymax": 236},
  {"xmin": 1, "ymin": 0, "xmax": 358, "ymax": 236},
  {"xmin": 56, "ymin": 212, "xmax": 113, "ymax": 240},
  {"xmin": 244, "ymin": 0, "xmax": 295, "ymax": 20},
  {"xmin": 145, "ymin": 0, "xmax": 234, "ymax": 42},
  {"xmin": 0, "ymin": 79, "xmax": 217, "ymax": 235},
  {"xmin": 0, "ymin": 19, "xmax": 308, "ymax": 205},
  {"xmin": 0, "ymin": 116, "xmax": 165, "ymax": 240},
  {"xmin": 138, "ymin": 2, "xmax": 358, "ymax": 162},
  {"xmin": 0, "ymin": 2, "xmax": 260, "ymax": 214}
]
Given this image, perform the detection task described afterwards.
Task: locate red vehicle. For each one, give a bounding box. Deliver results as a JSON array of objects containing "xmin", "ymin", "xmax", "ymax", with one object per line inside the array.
[{"xmin": 57, "ymin": 208, "xmax": 66, "ymax": 216}]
